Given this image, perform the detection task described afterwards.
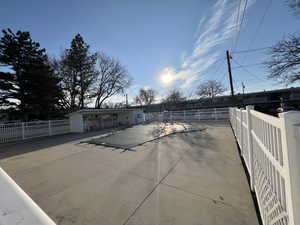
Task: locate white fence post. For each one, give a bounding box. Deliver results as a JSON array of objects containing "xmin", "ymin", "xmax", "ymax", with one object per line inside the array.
[
  {"xmin": 22, "ymin": 122, "xmax": 25, "ymax": 140},
  {"xmin": 240, "ymin": 109, "xmax": 243, "ymax": 155},
  {"xmin": 214, "ymin": 108, "xmax": 217, "ymax": 120},
  {"xmin": 246, "ymin": 106, "xmax": 254, "ymax": 191},
  {"xmin": 235, "ymin": 108, "xmax": 238, "ymax": 134},
  {"xmin": 48, "ymin": 120, "xmax": 52, "ymax": 136},
  {"xmin": 279, "ymin": 111, "xmax": 300, "ymax": 225}
]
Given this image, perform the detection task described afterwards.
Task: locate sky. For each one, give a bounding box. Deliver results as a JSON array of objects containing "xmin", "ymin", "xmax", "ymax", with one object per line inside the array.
[{"xmin": 1, "ymin": 0, "xmax": 300, "ymax": 104}]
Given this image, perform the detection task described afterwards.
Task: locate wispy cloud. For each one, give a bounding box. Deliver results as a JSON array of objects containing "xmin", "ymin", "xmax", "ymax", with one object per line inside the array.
[{"xmin": 161, "ymin": 0, "xmax": 255, "ymax": 89}]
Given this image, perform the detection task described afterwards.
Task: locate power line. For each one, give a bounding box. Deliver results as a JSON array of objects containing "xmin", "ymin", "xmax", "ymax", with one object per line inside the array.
[
  {"xmin": 232, "ymin": 62, "xmax": 264, "ymax": 69},
  {"xmin": 232, "ymin": 58, "xmax": 266, "ymax": 81},
  {"xmin": 232, "ymin": 47, "xmax": 271, "ymax": 54},
  {"xmin": 239, "ymin": 0, "xmax": 273, "ymax": 64},
  {"xmin": 211, "ymin": 58, "xmax": 226, "ymax": 80},
  {"xmin": 233, "ymin": 0, "xmax": 243, "ymax": 49},
  {"xmin": 198, "ymin": 57, "xmax": 225, "ymax": 82},
  {"xmin": 218, "ymin": 71, "xmax": 227, "ymax": 84},
  {"xmin": 232, "ymin": 0, "xmax": 249, "ymax": 52},
  {"xmin": 247, "ymin": 0, "xmax": 273, "ymax": 51}
]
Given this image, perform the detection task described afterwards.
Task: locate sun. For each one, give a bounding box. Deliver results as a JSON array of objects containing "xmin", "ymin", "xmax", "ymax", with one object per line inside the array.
[
  {"xmin": 161, "ymin": 73, "xmax": 173, "ymax": 84},
  {"xmin": 160, "ymin": 68, "xmax": 174, "ymax": 85}
]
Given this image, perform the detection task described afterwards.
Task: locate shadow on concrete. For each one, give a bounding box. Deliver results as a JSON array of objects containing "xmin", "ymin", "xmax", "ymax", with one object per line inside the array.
[
  {"xmin": 0, "ymin": 121, "xmax": 228, "ymax": 160},
  {"xmin": 0, "ymin": 128, "xmax": 121, "ymax": 160},
  {"xmin": 82, "ymin": 122, "xmax": 205, "ymax": 151}
]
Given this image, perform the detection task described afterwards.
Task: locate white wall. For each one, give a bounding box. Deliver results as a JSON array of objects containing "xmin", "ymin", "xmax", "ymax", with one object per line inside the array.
[
  {"xmin": 70, "ymin": 113, "xmax": 84, "ymax": 133},
  {"xmin": 118, "ymin": 112, "xmax": 131, "ymax": 126},
  {"xmin": 131, "ymin": 111, "xmax": 145, "ymax": 124}
]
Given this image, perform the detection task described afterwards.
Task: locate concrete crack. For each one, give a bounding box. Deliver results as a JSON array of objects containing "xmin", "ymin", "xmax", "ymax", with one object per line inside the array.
[{"xmin": 122, "ymin": 156, "xmax": 182, "ymax": 225}]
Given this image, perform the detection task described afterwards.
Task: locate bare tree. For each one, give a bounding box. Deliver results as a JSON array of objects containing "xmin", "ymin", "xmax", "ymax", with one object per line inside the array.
[
  {"xmin": 135, "ymin": 88, "xmax": 156, "ymax": 105},
  {"xmin": 162, "ymin": 89, "xmax": 186, "ymax": 103},
  {"xmin": 287, "ymin": 0, "xmax": 300, "ymax": 15},
  {"xmin": 92, "ymin": 53, "xmax": 131, "ymax": 109},
  {"xmin": 196, "ymin": 80, "xmax": 226, "ymax": 102},
  {"xmin": 264, "ymin": 35, "xmax": 300, "ymax": 84},
  {"xmin": 52, "ymin": 54, "xmax": 79, "ymax": 111}
]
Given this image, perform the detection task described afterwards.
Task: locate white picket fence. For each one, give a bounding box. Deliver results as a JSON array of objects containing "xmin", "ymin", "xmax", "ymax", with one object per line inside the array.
[
  {"xmin": 0, "ymin": 120, "xmax": 70, "ymax": 144},
  {"xmin": 230, "ymin": 106, "xmax": 300, "ymax": 225},
  {"xmin": 145, "ymin": 108, "xmax": 229, "ymax": 122}
]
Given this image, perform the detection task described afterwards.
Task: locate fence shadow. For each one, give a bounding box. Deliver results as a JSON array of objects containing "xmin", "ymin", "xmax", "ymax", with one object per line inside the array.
[{"xmin": 0, "ymin": 128, "xmax": 120, "ymax": 160}]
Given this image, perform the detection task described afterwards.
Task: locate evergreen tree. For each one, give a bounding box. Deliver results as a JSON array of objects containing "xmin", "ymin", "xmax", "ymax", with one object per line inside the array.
[
  {"xmin": 0, "ymin": 29, "xmax": 63, "ymax": 120},
  {"xmin": 59, "ymin": 34, "xmax": 97, "ymax": 110}
]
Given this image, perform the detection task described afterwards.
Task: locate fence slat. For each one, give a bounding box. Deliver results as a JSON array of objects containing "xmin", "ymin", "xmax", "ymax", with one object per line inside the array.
[
  {"xmin": 229, "ymin": 107, "xmax": 300, "ymax": 225},
  {"xmin": 0, "ymin": 119, "xmax": 70, "ymax": 144},
  {"xmin": 144, "ymin": 108, "xmax": 229, "ymax": 123}
]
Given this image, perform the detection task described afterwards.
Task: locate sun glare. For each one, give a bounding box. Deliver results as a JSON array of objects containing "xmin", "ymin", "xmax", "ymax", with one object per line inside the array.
[{"xmin": 160, "ymin": 68, "xmax": 174, "ymax": 85}]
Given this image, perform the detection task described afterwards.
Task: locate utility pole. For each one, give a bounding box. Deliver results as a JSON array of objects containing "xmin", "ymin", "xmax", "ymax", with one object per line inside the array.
[
  {"xmin": 242, "ymin": 82, "xmax": 245, "ymax": 107},
  {"xmin": 242, "ymin": 82, "xmax": 245, "ymax": 95},
  {"xmin": 226, "ymin": 50, "xmax": 234, "ymax": 97}
]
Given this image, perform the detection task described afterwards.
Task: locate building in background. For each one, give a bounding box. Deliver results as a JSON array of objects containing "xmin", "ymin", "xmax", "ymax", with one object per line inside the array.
[{"xmin": 69, "ymin": 109, "xmax": 144, "ymax": 133}]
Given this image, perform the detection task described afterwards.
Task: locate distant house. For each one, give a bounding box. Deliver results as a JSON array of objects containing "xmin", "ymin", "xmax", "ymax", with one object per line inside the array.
[
  {"xmin": 69, "ymin": 108, "xmax": 144, "ymax": 133},
  {"xmin": 130, "ymin": 87, "xmax": 300, "ymax": 112}
]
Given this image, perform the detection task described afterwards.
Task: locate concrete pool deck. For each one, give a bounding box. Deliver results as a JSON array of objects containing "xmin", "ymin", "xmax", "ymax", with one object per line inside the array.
[{"xmin": 0, "ymin": 121, "xmax": 259, "ymax": 225}]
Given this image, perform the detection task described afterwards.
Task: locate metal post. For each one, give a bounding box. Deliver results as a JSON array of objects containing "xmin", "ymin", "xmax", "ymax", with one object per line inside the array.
[
  {"xmin": 22, "ymin": 122, "xmax": 25, "ymax": 140},
  {"xmin": 184, "ymin": 110, "xmax": 186, "ymax": 122},
  {"xmin": 48, "ymin": 120, "xmax": 52, "ymax": 136}
]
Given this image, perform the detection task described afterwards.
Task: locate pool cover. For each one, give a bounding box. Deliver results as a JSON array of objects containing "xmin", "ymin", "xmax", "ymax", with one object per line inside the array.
[{"xmin": 86, "ymin": 122, "xmax": 203, "ymax": 150}]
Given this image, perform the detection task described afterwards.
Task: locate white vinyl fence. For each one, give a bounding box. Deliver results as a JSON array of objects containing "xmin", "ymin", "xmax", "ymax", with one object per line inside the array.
[
  {"xmin": 0, "ymin": 120, "xmax": 70, "ymax": 144},
  {"xmin": 145, "ymin": 108, "xmax": 229, "ymax": 122},
  {"xmin": 230, "ymin": 106, "xmax": 300, "ymax": 225}
]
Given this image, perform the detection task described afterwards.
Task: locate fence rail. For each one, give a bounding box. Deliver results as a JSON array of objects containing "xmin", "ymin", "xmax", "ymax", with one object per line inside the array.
[
  {"xmin": 0, "ymin": 119, "xmax": 70, "ymax": 144},
  {"xmin": 230, "ymin": 107, "xmax": 300, "ymax": 225},
  {"xmin": 145, "ymin": 108, "xmax": 229, "ymax": 122}
]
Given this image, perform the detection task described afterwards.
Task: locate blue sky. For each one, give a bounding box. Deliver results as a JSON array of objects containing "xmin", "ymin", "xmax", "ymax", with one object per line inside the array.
[{"xmin": 1, "ymin": 0, "xmax": 300, "ymax": 103}]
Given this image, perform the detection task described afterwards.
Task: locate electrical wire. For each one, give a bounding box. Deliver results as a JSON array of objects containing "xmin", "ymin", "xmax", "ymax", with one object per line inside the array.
[
  {"xmin": 246, "ymin": 0, "xmax": 273, "ymax": 51},
  {"xmin": 210, "ymin": 58, "xmax": 226, "ymax": 80},
  {"xmin": 232, "ymin": 58, "xmax": 266, "ymax": 81},
  {"xmin": 232, "ymin": 62, "xmax": 264, "ymax": 69},
  {"xmin": 232, "ymin": 0, "xmax": 249, "ymax": 53},
  {"xmin": 232, "ymin": 47, "xmax": 271, "ymax": 54},
  {"xmin": 233, "ymin": 0, "xmax": 243, "ymax": 50}
]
